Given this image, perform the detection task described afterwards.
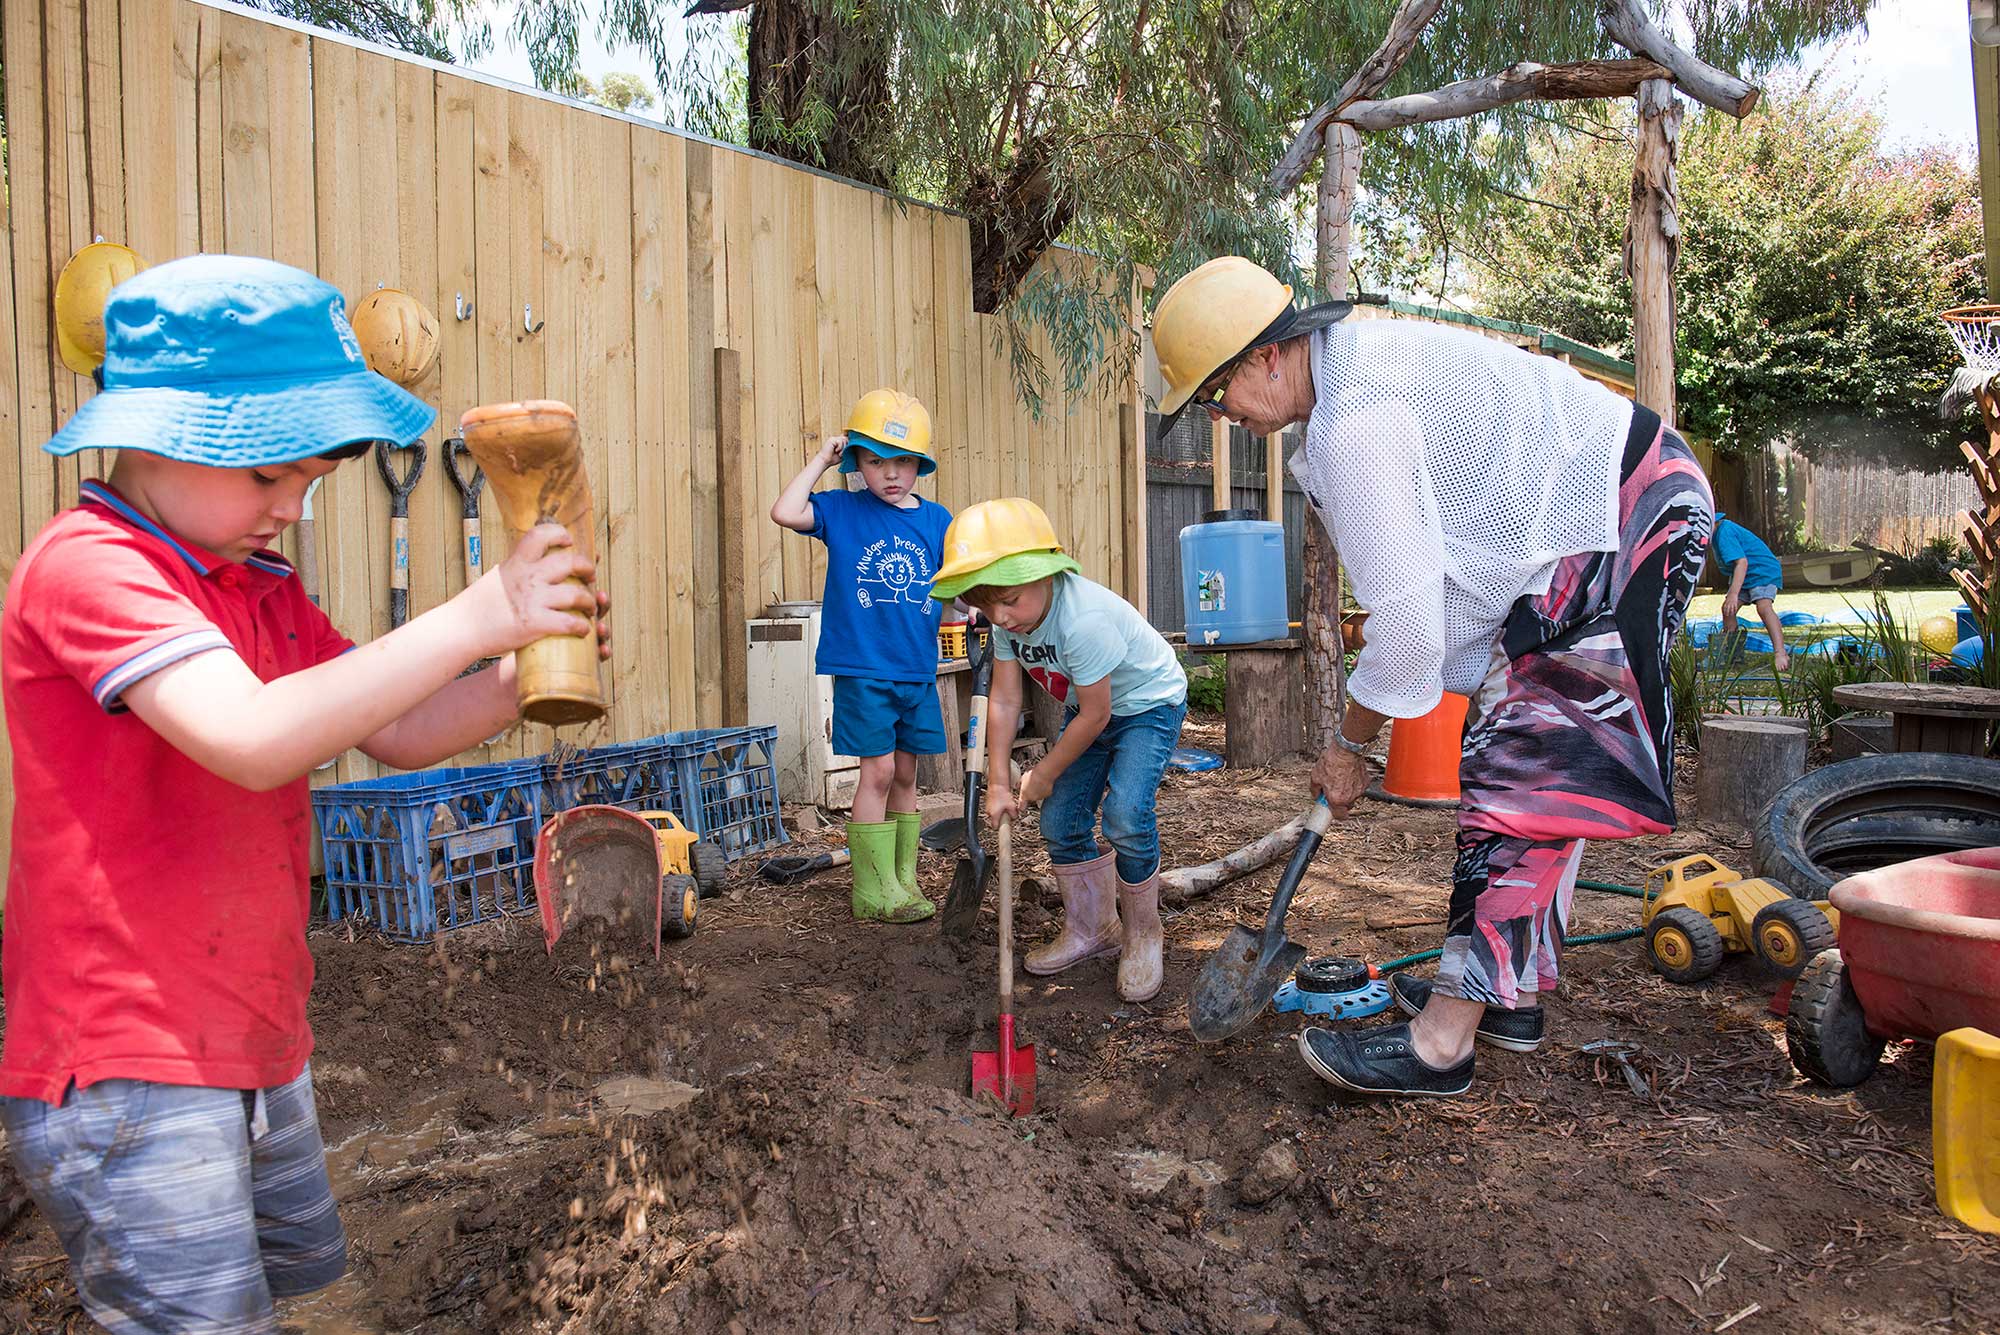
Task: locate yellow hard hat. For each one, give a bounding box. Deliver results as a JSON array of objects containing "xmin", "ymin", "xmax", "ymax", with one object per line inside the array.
[
  {"xmin": 1150, "ymin": 256, "xmax": 1353, "ymax": 424},
  {"xmin": 929, "ymin": 497, "xmax": 1079, "ymax": 601},
  {"xmin": 842, "ymin": 388, "xmax": 935, "ymax": 475},
  {"xmin": 350, "ymin": 287, "xmax": 440, "ymax": 389},
  {"xmin": 1919, "ymin": 614, "xmax": 1963, "ymax": 656},
  {"xmin": 55, "ymin": 241, "xmax": 149, "ymax": 374}
]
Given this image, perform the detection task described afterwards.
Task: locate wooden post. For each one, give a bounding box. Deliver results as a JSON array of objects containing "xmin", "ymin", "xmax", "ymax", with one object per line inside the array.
[
  {"xmin": 1265, "ymin": 432, "xmax": 1283, "ymax": 523},
  {"xmin": 714, "ymin": 347, "xmax": 749, "ymax": 726},
  {"xmin": 1627, "ymin": 78, "xmax": 1683, "ymax": 424},
  {"xmin": 1122, "ymin": 400, "xmax": 1148, "ymax": 613},
  {"xmin": 1210, "ymin": 415, "xmax": 1231, "ymax": 513},
  {"xmin": 1300, "ymin": 122, "xmax": 1363, "ymax": 753},
  {"xmin": 1224, "ymin": 647, "xmax": 1307, "ymax": 767},
  {"xmin": 1978, "ymin": 39, "xmax": 2000, "ymax": 303},
  {"xmin": 1695, "ymin": 717, "xmax": 1805, "ymax": 830}
]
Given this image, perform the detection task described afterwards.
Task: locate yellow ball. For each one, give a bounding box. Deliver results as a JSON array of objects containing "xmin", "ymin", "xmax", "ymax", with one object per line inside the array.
[{"xmin": 1919, "ymin": 614, "xmax": 1962, "ymax": 655}]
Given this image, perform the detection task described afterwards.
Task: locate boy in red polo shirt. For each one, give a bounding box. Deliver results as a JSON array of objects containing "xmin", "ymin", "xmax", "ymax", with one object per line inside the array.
[{"xmin": 0, "ymin": 255, "xmax": 609, "ymax": 1332}]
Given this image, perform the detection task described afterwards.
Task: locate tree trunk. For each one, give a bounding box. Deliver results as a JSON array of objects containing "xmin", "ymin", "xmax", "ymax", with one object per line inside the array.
[
  {"xmin": 1627, "ymin": 78, "xmax": 1682, "ymax": 424},
  {"xmin": 963, "ymin": 136, "xmax": 1077, "ymax": 313},
  {"xmin": 725, "ymin": 0, "xmax": 892, "ymax": 190},
  {"xmin": 1301, "ymin": 123, "xmax": 1361, "ymax": 754}
]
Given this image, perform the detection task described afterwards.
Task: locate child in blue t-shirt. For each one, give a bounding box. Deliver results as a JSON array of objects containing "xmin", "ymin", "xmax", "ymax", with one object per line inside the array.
[
  {"xmin": 929, "ymin": 498, "xmax": 1187, "ymax": 1003},
  {"xmin": 1712, "ymin": 512, "xmax": 1788, "ymax": 671},
  {"xmin": 772, "ymin": 389, "xmax": 952, "ymax": 923}
]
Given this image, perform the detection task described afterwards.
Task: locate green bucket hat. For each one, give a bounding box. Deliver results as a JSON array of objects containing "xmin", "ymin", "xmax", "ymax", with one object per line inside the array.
[{"xmin": 930, "ymin": 549, "xmax": 1079, "ymax": 602}]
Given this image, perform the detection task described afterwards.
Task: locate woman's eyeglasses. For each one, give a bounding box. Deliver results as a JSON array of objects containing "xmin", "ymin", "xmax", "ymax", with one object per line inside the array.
[{"xmin": 1194, "ymin": 356, "xmax": 1244, "ymax": 414}]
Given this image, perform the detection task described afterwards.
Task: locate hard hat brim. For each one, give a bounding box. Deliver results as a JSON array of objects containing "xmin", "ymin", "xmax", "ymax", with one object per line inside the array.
[
  {"xmin": 930, "ymin": 549, "xmax": 1080, "ymax": 602},
  {"xmin": 840, "ymin": 436, "xmax": 938, "ymax": 477}
]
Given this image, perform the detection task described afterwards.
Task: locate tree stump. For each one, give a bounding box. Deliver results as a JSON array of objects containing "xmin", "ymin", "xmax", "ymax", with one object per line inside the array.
[
  {"xmin": 1225, "ymin": 647, "xmax": 1307, "ymax": 768},
  {"xmin": 1696, "ymin": 717, "xmax": 1807, "ymax": 829},
  {"xmin": 1828, "ymin": 714, "xmax": 1893, "ymax": 763}
]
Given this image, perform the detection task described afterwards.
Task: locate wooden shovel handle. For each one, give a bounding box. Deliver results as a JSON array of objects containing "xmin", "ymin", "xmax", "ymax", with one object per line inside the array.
[{"xmin": 997, "ymin": 818, "xmax": 1014, "ymax": 1017}]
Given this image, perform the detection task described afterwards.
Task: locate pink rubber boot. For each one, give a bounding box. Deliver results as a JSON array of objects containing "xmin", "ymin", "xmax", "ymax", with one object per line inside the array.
[{"xmin": 1025, "ymin": 850, "xmax": 1121, "ymax": 976}]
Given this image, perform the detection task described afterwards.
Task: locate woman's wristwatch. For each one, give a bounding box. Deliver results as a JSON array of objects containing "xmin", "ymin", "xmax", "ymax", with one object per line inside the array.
[{"xmin": 1331, "ymin": 730, "xmax": 1371, "ymax": 757}]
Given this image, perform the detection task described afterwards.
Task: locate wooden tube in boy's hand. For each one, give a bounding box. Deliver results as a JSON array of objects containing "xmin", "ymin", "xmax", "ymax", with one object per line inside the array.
[{"xmin": 458, "ymin": 399, "xmax": 605, "ymax": 726}]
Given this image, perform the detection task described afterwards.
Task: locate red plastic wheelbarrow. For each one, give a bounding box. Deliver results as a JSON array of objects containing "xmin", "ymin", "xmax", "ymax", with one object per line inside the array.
[
  {"xmin": 1787, "ymin": 847, "xmax": 2000, "ymax": 1234},
  {"xmin": 1787, "ymin": 846, "xmax": 2000, "ymax": 1087}
]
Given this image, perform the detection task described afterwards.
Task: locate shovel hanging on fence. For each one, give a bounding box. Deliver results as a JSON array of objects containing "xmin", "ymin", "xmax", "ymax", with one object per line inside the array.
[
  {"xmin": 443, "ymin": 436, "xmax": 485, "ymax": 587},
  {"xmin": 375, "ymin": 440, "xmax": 427, "ymax": 629}
]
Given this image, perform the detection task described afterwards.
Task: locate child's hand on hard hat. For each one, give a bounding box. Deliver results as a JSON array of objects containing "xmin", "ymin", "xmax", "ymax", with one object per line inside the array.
[
  {"xmin": 813, "ymin": 433, "xmax": 847, "ymax": 473},
  {"xmin": 986, "ymin": 782, "xmax": 1019, "ymax": 827},
  {"xmin": 469, "ymin": 522, "xmax": 611, "ymax": 660}
]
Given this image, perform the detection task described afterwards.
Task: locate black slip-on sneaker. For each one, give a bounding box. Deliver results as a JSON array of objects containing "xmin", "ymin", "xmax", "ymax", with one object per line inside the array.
[
  {"xmin": 1389, "ymin": 973, "xmax": 1546, "ymax": 1053},
  {"xmin": 1297, "ymin": 1022, "xmax": 1474, "ymax": 1098}
]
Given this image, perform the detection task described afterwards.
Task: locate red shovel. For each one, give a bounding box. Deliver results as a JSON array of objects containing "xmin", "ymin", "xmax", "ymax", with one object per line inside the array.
[{"xmin": 971, "ymin": 817, "xmax": 1036, "ymax": 1115}]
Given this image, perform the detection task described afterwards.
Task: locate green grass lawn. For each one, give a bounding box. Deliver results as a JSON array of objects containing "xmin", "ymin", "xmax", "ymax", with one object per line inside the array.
[{"xmin": 1686, "ymin": 586, "xmax": 1964, "ymax": 628}]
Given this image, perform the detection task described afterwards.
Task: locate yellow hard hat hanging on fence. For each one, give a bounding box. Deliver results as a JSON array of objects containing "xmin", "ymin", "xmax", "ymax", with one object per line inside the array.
[
  {"xmin": 55, "ymin": 241, "xmax": 149, "ymax": 374},
  {"xmin": 350, "ymin": 287, "xmax": 441, "ymax": 389},
  {"xmin": 842, "ymin": 387, "xmax": 936, "ymax": 475}
]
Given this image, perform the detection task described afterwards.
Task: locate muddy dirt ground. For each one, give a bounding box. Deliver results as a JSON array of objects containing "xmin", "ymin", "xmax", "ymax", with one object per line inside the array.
[{"xmin": 2, "ymin": 716, "xmax": 1996, "ymax": 1334}]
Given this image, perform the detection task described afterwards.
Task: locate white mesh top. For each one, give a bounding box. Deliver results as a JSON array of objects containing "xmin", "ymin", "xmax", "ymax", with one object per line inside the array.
[{"xmin": 1289, "ymin": 319, "xmax": 1635, "ymax": 719}]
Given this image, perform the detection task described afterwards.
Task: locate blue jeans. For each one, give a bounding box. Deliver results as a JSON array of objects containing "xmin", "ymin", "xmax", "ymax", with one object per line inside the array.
[{"xmin": 1039, "ymin": 700, "xmax": 1187, "ymax": 883}]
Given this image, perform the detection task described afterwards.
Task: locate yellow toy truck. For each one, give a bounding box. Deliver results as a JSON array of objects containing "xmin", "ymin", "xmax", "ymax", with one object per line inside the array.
[{"xmin": 1641, "ymin": 855, "xmax": 1838, "ymax": 984}]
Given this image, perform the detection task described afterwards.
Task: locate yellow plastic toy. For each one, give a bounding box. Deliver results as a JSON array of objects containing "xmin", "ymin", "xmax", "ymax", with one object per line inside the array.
[
  {"xmin": 639, "ymin": 809, "xmax": 722, "ymax": 940},
  {"xmin": 1641, "ymin": 855, "xmax": 1839, "ymax": 983},
  {"xmin": 1935, "ymin": 1027, "xmax": 2000, "ymax": 1234},
  {"xmin": 1919, "ymin": 613, "xmax": 1964, "ymax": 656}
]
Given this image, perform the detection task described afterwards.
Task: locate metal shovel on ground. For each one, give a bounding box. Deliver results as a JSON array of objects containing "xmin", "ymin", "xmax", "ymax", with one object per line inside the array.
[
  {"xmin": 970, "ymin": 817, "xmax": 1036, "ymax": 1115},
  {"xmin": 1189, "ymin": 797, "xmax": 1334, "ymax": 1043}
]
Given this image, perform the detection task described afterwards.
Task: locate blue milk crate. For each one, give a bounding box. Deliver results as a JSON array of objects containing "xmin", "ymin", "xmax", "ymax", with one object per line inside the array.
[
  {"xmin": 665, "ymin": 725, "xmax": 789, "ymax": 861},
  {"xmin": 538, "ymin": 736, "xmax": 682, "ymax": 816},
  {"xmin": 311, "ymin": 761, "xmax": 544, "ymax": 943}
]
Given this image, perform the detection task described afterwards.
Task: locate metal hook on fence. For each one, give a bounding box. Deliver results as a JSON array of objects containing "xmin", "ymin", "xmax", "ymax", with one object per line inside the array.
[
  {"xmin": 523, "ymin": 302, "xmax": 545, "ymax": 334},
  {"xmin": 455, "ymin": 292, "xmax": 473, "ymax": 321}
]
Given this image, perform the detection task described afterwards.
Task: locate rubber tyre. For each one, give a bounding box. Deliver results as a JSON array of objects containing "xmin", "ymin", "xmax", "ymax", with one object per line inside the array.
[
  {"xmin": 690, "ymin": 840, "xmax": 728, "ymax": 900},
  {"xmin": 1647, "ymin": 907, "xmax": 1726, "ymax": 984},
  {"xmin": 662, "ymin": 873, "xmax": 699, "ymax": 940},
  {"xmin": 1750, "ymin": 898, "xmax": 1836, "ymax": 978},
  {"xmin": 1755, "ymin": 753, "xmax": 2000, "ymax": 899},
  {"xmin": 1786, "ymin": 949, "xmax": 1884, "ymax": 1087}
]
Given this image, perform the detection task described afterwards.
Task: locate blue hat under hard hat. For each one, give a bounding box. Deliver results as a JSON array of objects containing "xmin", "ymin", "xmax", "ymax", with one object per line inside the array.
[{"xmin": 43, "ymin": 254, "xmax": 436, "ymax": 466}]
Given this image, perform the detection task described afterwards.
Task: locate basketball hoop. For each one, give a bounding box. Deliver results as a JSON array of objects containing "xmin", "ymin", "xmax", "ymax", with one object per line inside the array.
[{"xmin": 1942, "ymin": 305, "xmax": 2000, "ymax": 377}]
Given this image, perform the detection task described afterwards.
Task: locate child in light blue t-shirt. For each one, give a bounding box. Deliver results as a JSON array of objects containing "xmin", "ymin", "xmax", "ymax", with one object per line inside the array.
[{"xmin": 929, "ymin": 498, "xmax": 1186, "ymax": 1005}]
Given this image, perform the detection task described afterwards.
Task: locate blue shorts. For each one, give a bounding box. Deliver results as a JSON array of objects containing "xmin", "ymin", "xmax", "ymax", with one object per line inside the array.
[
  {"xmin": 1, "ymin": 1064, "xmax": 345, "ymax": 1333},
  {"xmin": 1744, "ymin": 584, "xmax": 1780, "ymax": 603},
  {"xmin": 832, "ymin": 675, "xmax": 947, "ymax": 758}
]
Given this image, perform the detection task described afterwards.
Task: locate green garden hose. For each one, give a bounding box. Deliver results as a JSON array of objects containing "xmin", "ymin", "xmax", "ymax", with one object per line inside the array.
[{"xmin": 1375, "ymin": 877, "xmax": 1648, "ymax": 973}]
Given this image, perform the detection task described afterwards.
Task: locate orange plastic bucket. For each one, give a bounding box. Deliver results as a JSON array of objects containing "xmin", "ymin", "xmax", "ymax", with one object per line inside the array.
[{"xmin": 1380, "ymin": 692, "xmax": 1470, "ymax": 804}]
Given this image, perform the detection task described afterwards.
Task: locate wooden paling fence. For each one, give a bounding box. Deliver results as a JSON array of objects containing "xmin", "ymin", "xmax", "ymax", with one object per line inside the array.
[{"xmin": 0, "ymin": 0, "xmax": 1147, "ymax": 884}]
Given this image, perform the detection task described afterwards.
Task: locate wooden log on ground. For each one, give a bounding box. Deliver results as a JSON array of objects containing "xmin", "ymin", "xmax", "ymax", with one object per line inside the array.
[
  {"xmin": 1696, "ymin": 717, "xmax": 1806, "ymax": 830},
  {"xmin": 1161, "ymin": 811, "xmax": 1312, "ymax": 906}
]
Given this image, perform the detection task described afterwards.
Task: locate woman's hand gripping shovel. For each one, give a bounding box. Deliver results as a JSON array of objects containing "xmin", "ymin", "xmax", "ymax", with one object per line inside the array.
[
  {"xmin": 970, "ymin": 817, "xmax": 1036, "ymax": 1115},
  {"xmin": 939, "ymin": 620, "xmax": 994, "ymax": 940},
  {"xmin": 1189, "ymin": 797, "xmax": 1334, "ymax": 1043}
]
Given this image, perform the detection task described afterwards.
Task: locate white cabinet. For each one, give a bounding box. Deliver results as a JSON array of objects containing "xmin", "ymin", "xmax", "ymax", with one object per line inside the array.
[{"xmin": 747, "ymin": 608, "xmax": 858, "ymax": 809}]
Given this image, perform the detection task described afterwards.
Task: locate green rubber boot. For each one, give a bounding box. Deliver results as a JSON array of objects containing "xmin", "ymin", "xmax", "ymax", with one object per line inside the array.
[
  {"xmin": 890, "ymin": 809, "xmax": 923, "ymax": 896},
  {"xmin": 848, "ymin": 820, "xmax": 935, "ymax": 924}
]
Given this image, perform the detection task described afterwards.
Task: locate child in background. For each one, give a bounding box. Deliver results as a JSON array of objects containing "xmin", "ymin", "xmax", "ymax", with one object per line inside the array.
[
  {"xmin": 771, "ymin": 390, "xmax": 952, "ymax": 923},
  {"xmin": 929, "ymin": 499, "xmax": 1187, "ymax": 1001},
  {"xmin": 1713, "ymin": 511, "xmax": 1789, "ymax": 671},
  {"xmin": 0, "ymin": 255, "xmax": 609, "ymax": 1330}
]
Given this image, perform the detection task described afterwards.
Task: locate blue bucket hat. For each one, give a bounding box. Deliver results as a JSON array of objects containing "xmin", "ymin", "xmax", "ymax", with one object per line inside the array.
[{"xmin": 44, "ymin": 254, "xmax": 435, "ymax": 466}]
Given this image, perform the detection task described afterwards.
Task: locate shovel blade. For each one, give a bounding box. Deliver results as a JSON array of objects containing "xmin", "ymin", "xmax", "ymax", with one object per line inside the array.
[
  {"xmin": 921, "ymin": 818, "xmax": 967, "ymax": 853},
  {"xmin": 1189, "ymin": 925, "xmax": 1307, "ymax": 1043},
  {"xmin": 970, "ymin": 1016, "xmax": 1037, "ymax": 1116},
  {"xmin": 938, "ymin": 850, "xmax": 992, "ymax": 940}
]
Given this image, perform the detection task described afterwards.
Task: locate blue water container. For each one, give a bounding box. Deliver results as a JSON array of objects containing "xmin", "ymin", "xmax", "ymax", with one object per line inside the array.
[{"xmin": 1180, "ymin": 508, "xmax": 1288, "ymax": 646}]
